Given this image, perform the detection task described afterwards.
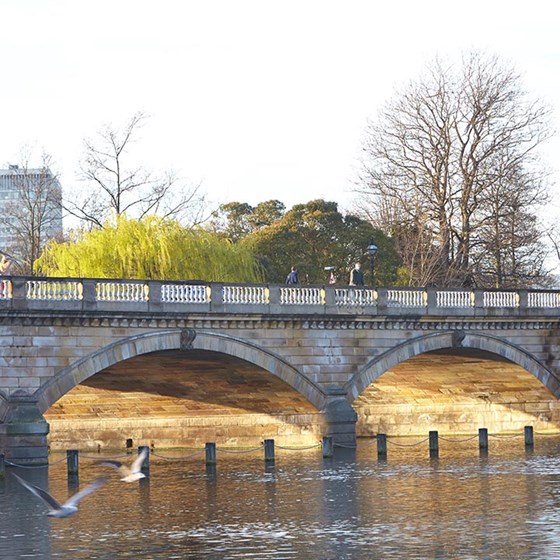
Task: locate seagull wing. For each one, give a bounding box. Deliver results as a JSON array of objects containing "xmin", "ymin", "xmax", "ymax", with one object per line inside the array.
[
  {"xmin": 64, "ymin": 476, "xmax": 107, "ymax": 508},
  {"xmin": 95, "ymin": 459, "xmax": 131, "ymax": 477},
  {"xmin": 12, "ymin": 473, "xmax": 62, "ymax": 511},
  {"xmin": 130, "ymin": 448, "xmax": 148, "ymax": 474}
]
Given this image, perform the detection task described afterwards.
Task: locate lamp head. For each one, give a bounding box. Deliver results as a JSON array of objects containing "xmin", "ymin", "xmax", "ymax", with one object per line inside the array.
[{"xmin": 367, "ymin": 243, "xmax": 378, "ymax": 257}]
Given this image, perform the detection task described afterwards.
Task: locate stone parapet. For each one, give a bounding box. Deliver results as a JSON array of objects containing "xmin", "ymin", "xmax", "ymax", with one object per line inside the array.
[{"xmin": 3, "ymin": 276, "xmax": 560, "ymax": 319}]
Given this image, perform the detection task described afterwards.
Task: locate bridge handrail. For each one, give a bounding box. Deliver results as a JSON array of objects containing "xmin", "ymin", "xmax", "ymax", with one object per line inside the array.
[
  {"xmin": 436, "ymin": 290, "xmax": 474, "ymax": 308},
  {"xmin": 0, "ymin": 279, "xmax": 12, "ymax": 300},
  {"xmin": 386, "ymin": 288, "xmax": 427, "ymax": 307},
  {"xmin": 528, "ymin": 291, "xmax": 560, "ymax": 308},
  {"xmin": 223, "ymin": 285, "xmax": 269, "ymax": 305},
  {"xmin": 96, "ymin": 281, "xmax": 149, "ymax": 302},
  {"xmin": 161, "ymin": 283, "xmax": 209, "ymax": 304},
  {"xmin": 280, "ymin": 286, "xmax": 323, "ymax": 305},
  {"xmin": 2, "ymin": 276, "xmax": 560, "ymax": 316},
  {"xmin": 25, "ymin": 279, "xmax": 83, "ymax": 301},
  {"xmin": 335, "ymin": 287, "xmax": 376, "ymax": 306},
  {"xmin": 483, "ymin": 291, "xmax": 519, "ymax": 308}
]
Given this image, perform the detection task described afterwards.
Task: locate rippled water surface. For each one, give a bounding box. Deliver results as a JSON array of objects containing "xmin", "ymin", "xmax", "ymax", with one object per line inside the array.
[{"xmin": 3, "ymin": 437, "xmax": 560, "ymax": 559}]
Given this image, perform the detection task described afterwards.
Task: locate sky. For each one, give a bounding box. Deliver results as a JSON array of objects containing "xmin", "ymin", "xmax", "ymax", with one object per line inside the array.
[{"xmin": 1, "ymin": 0, "xmax": 559, "ymax": 223}]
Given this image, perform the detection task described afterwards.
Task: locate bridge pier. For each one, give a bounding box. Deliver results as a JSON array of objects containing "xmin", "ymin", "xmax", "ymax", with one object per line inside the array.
[
  {"xmin": 322, "ymin": 389, "xmax": 357, "ymax": 445},
  {"xmin": 0, "ymin": 398, "xmax": 49, "ymax": 465}
]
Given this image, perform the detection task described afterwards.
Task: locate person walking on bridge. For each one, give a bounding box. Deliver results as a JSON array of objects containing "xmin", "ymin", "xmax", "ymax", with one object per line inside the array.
[
  {"xmin": 349, "ymin": 262, "xmax": 364, "ymax": 286},
  {"xmin": 286, "ymin": 266, "xmax": 299, "ymax": 284}
]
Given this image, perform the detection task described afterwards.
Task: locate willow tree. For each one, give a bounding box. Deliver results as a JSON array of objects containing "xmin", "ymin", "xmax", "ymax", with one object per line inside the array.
[
  {"xmin": 34, "ymin": 215, "xmax": 264, "ymax": 282},
  {"xmin": 357, "ymin": 51, "xmax": 553, "ymax": 288}
]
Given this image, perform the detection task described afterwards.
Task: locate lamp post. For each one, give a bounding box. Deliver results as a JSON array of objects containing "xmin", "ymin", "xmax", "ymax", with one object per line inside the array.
[{"xmin": 367, "ymin": 243, "xmax": 378, "ymax": 286}]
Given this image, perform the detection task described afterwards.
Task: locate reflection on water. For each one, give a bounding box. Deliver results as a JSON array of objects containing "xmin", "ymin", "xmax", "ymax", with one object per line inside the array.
[{"xmin": 2, "ymin": 438, "xmax": 560, "ymax": 559}]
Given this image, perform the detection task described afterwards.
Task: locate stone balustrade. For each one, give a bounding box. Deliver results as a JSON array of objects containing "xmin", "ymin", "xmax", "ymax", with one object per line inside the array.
[{"xmin": 1, "ymin": 276, "xmax": 560, "ymax": 317}]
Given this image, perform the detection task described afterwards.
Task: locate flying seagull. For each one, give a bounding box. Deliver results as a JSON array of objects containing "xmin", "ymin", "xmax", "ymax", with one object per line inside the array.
[
  {"xmin": 13, "ymin": 473, "xmax": 107, "ymax": 518},
  {"xmin": 95, "ymin": 447, "xmax": 148, "ymax": 482}
]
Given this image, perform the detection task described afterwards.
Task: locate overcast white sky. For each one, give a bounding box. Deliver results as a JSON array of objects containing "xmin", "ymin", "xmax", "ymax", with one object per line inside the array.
[{"xmin": 1, "ymin": 0, "xmax": 559, "ymax": 222}]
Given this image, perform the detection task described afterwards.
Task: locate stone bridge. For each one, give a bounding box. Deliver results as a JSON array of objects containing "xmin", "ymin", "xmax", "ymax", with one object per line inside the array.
[{"xmin": 2, "ymin": 276, "xmax": 560, "ymax": 463}]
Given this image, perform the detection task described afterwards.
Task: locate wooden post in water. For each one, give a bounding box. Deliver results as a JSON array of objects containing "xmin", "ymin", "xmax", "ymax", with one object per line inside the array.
[
  {"xmin": 322, "ymin": 436, "xmax": 333, "ymax": 458},
  {"xmin": 264, "ymin": 439, "xmax": 275, "ymax": 463},
  {"xmin": 139, "ymin": 445, "xmax": 150, "ymax": 475},
  {"xmin": 429, "ymin": 431, "xmax": 439, "ymax": 458},
  {"xmin": 0, "ymin": 454, "xmax": 4, "ymax": 479},
  {"xmin": 524, "ymin": 426, "xmax": 534, "ymax": 447},
  {"xmin": 377, "ymin": 433, "xmax": 387, "ymax": 459},
  {"xmin": 205, "ymin": 442, "xmax": 217, "ymax": 465},
  {"xmin": 478, "ymin": 428, "xmax": 489, "ymax": 450},
  {"xmin": 67, "ymin": 449, "xmax": 79, "ymax": 477}
]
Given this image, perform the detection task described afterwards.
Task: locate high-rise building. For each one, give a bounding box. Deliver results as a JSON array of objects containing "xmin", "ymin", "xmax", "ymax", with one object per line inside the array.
[{"xmin": 0, "ymin": 164, "xmax": 63, "ymax": 265}]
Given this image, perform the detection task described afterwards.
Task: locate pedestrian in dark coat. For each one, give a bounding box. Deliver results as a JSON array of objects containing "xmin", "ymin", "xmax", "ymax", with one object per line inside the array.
[
  {"xmin": 286, "ymin": 267, "xmax": 299, "ymax": 284},
  {"xmin": 349, "ymin": 263, "xmax": 364, "ymax": 286}
]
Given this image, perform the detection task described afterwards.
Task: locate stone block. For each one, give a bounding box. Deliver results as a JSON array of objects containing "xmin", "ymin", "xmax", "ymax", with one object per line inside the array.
[{"xmin": 18, "ymin": 377, "xmax": 41, "ymax": 389}]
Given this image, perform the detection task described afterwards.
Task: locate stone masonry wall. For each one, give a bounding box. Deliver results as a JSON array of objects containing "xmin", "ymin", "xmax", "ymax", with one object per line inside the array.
[
  {"xmin": 2, "ymin": 315, "xmax": 560, "ymax": 451},
  {"xmin": 2, "ymin": 317, "xmax": 560, "ymax": 405}
]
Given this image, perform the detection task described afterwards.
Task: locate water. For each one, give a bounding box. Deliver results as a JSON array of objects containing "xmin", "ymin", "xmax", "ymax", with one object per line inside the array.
[{"xmin": 2, "ymin": 437, "xmax": 560, "ymax": 559}]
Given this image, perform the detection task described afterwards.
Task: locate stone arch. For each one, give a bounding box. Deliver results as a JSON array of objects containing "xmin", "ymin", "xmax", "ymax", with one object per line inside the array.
[
  {"xmin": 345, "ymin": 331, "xmax": 560, "ymax": 402},
  {"xmin": 191, "ymin": 332, "xmax": 327, "ymax": 409},
  {"xmin": 34, "ymin": 329, "xmax": 327, "ymax": 413}
]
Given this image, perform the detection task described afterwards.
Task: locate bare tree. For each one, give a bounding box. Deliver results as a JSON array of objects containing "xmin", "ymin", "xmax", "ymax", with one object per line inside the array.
[
  {"xmin": 64, "ymin": 112, "xmax": 207, "ymax": 229},
  {"xmin": 473, "ymin": 154, "xmax": 551, "ymax": 287},
  {"xmin": 3, "ymin": 153, "xmax": 63, "ymax": 275},
  {"xmin": 368, "ymin": 196, "xmax": 445, "ymax": 286},
  {"xmin": 356, "ymin": 51, "xmax": 553, "ymax": 288}
]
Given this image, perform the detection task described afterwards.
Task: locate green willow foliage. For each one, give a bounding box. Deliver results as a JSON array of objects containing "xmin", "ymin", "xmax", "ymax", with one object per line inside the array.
[{"xmin": 34, "ymin": 215, "xmax": 265, "ymax": 282}]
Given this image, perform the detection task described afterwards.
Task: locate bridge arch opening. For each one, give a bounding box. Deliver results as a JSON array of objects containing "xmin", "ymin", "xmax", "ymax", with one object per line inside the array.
[
  {"xmin": 39, "ymin": 330, "xmax": 327, "ymax": 450},
  {"xmin": 36, "ymin": 330, "xmax": 326, "ymax": 412},
  {"xmin": 349, "ymin": 333, "xmax": 560, "ymax": 437}
]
